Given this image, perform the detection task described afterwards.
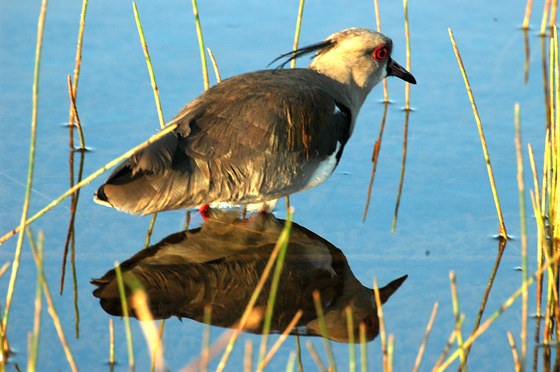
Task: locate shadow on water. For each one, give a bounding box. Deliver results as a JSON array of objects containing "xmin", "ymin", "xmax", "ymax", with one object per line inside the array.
[{"xmin": 91, "ymin": 209, "xmax": 407, "ymax": 343}]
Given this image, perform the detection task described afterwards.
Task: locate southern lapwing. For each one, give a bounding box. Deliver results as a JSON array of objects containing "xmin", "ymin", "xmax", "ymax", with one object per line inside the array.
[
  {"xmin": 94, "ymin": 28, "xmax": 416, "ymax": 214},
  {"xmin": 92, "ymin": 209, "xmax": 407, "ymax": 342}
]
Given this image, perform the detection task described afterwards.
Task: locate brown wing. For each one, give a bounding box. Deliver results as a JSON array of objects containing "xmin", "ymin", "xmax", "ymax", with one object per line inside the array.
[{"xmin": 95, "ymin": 69, "xmax": 352, "ymax": 214}]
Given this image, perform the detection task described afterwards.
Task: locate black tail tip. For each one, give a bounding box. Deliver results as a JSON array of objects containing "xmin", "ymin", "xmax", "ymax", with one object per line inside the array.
[{"xmin": 93, "ymin": 185, "xmax": 111, "ymax": 206}]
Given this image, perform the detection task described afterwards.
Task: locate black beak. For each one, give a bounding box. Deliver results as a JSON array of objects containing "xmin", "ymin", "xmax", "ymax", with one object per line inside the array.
[{"xmin": 387, "ymin": 58, "xmax": 416, "ymax": 84}]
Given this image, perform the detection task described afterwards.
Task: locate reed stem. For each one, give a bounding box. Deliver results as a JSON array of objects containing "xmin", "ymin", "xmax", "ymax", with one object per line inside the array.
[{"xmin": 448, "ymin": 28, "xmax": 508, "ymax": 239}]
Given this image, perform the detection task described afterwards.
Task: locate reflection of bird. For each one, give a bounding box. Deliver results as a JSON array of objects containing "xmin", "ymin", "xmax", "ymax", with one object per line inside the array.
[
  {"xmin": 94, "ymin": 28, "xmax": 416, "ymax": 214},
  {"xmin": 92, "ymin": 210, "xmax": 407, "ymax": 342}
]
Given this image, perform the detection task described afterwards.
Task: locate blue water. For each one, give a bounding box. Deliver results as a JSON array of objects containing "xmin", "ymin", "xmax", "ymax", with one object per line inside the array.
[{"xmin": 0, "ymin": 0, "xmax": 546, "ymax": 370}]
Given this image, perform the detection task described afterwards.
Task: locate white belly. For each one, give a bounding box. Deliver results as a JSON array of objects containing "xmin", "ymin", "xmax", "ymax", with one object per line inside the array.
[{"xmin": 304, "ymin": 141, "xmax": 341, "ymax": 190}]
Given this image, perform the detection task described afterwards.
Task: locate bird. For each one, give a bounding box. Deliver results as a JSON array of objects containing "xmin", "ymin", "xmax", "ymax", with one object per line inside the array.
[
  {"xmin": 91, "ymin": 209, "xmax": 407, "ymax": 342},
  {"xmin": 94, "ymin": 28, "xmax": 416, "ymax": 215}
]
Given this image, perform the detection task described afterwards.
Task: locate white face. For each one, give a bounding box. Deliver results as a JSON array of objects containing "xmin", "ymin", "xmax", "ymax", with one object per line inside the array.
[{"xmin": 310, "ymin": 28, "xmax": 392, "ymax": 107}]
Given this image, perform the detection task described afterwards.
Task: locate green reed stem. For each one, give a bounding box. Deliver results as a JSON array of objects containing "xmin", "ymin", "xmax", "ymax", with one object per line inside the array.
[
  {"xmin": 257, "ymin": 218, "xmax": 292, "ymax": 369},
  {"xmin": 449, "ymin": 272, "xmax": 465, "ymax": 366},
  {"xmin": 191, "ymin": 0, "xmax": 209, "ymax": 90},
  {"xmin": 114, "ymin": 262, "xmax": 135, "ymax": 369},
  {"xmin": 290, "ymin": 0, "xmax": 305, "ymax": 69},
  {"xmin": 216, "ymin": 209, "xmax": 294, "ymax": 372},
  {"xmin": 448, "ymin": 28, "xmax": 508, "ymax": 239},
  {"xmin": 132, "ymin": 2, "xmax": 165, "ymax": 129},
  {"xmin": 27, "ymin": 228, "xmax": 78, "ymax": 372},
  {"xmin": 144, "ymin": 213, "xmax": 158, "ymax": 249},
  {"xmin": 514, "ymin": 103, "xmax": 528, "ymax": 368},
  {"xmin": 312, "ymin": 291, "xmax": 337, "ymax": 372},
  {"xmin": 0, "ymin": 121, "xmax": 179, "ymax": 246},
  {"xmin": 2, "ymin": 0, "xmax": 48, "ymax": 356},
  {"xmin": 437, "ymin": 246, "xmax": 560, "ymax": 371},
  {"xmin": 27, "ymin": 230, "xmax": 43, "ymax": 372}
]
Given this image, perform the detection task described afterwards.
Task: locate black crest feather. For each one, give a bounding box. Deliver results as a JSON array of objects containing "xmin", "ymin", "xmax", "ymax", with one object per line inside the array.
[{"xmin": 268, "ymin": 39, "xmax": 335, "ymax": 68}]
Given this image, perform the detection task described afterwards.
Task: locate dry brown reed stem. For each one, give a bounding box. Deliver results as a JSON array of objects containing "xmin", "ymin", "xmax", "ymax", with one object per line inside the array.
[
  {"xmin": 129, "ymin": 287, "xmax": 165, "ymax": 371},
  {"xmin": 514, "ymin": 103, "xmax": 528, "ymax": 368},
  {"xmin": 306, "ymin": 341, "xmax": 327, "ymax": 372},
  {"xmin": 216, "ymin": 210, "xmax": 293, "ymax": 371},
  {"xmin": 522, "ymin": 0, "xmax": 533, "ymax": 29},
  {"xmin": 391, "ymin": 109, "xmax": 410, "ymax": 234},
  {"xmin": 550, "ymin": 0, "xmax": 558, "ymax": 27},
  {"xmin": 0, "ymin": 263, "xmax": 10, "ymax": 279},
  {"xmin": 540, "ymin": 0, "xmax": 551, "ymax": 35},
  {"xmin": 359, "ymin": 323, "xmax": 367, "ymax": 372},
  {"xmin": 183, "ymin": 329, "xmax": 235, "ymax": 372},
  {"xmin": 0, "ymin": 121, "xmax": 179, "ymax": 246},
  {"xmin": 27, "ymin": 229, "xmax": 78, "ymax": 372},
  {"xmin": 523, "ymin": 30, "xmax": 530, "ymax": 84},
  {"xmin": 207, "ymin": 48, "xmax": 222, "ymax": 83},
  {"xmin": 448, "ymin": 27, "xmax": 508, "ymax": 239},
  {"xmin": 200, "ymin": 305, "xmax": 211, "ymax": 372},
  {"xmin": 68, "ymin": 0, "xmax": 88, "ymax": 148},
  {"xmin": 109, "ymin": 319, "xmax": 115, "ymax": 366},
  {"xmin": 363, "ymin": 102, "xmax": 389, "ymax": 222},
  {"xmin": 507, "ymin": 331, "xmax": 522, "ymax": 372},
  {"xmin": 402, "ymin": 0, "xmax": 411, "ymax": 110},
  {"xmin": 244, "ymin": 339, "xmax": 253, "ymax": 372},
  {"xmin": 373, "ymin": 278, "xmax": 388, "ymax": 370},
  {"xmin": 412, "ymin": 302, "xmax": 438, "ymax": 372},
  {"xmin": 541, "ymin": 37, "xmax": 552, "ymax": 130},
  {"xmin": 438, "ymin": 245, "xmax": 560, "ymax": 371},
  {"xmin": 461, "ymin": 236, "xmax": 507, "ymax": 368},
  {"xmin": 373, "ymin": 0, "xmax": 389, "ymax": 101},
  {"xmin": 60, "ymin": 75, "xmax": 85, "ymax": 295},
  {"xmin": 2, "ymin": 0, "xmax": 48, "ymax": 358},
  {"xmin": 260, "ymin": 310, "xmax": 303, "ymax": 369}
]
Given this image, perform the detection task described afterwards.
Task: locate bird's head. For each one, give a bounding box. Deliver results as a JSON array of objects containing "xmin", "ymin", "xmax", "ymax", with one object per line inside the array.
[{"xmin": 272, "ymin": 28, "xmax": 415, "ymax": 109}]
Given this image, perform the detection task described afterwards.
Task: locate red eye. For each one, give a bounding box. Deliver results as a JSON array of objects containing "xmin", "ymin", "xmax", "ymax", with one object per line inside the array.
[{"xmin": 372, "ymin": 45, "xmax": 390, "ymax": 61}]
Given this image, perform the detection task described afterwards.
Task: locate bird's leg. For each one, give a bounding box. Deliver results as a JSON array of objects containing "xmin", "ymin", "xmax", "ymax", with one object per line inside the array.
[{"xmin": 199, "ymin": 204, "xmax": 211, "ymax": 221}]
